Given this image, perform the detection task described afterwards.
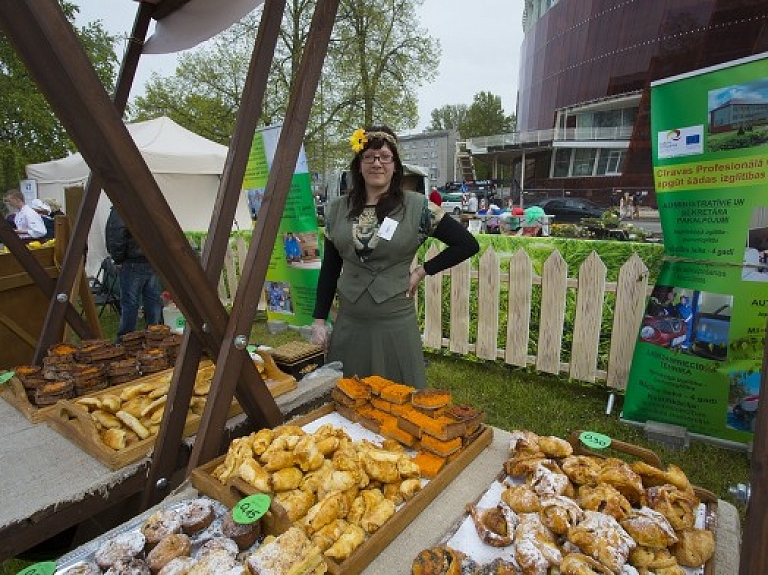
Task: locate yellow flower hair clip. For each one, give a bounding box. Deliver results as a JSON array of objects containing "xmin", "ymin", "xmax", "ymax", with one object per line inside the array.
[{"xmin": 350, "ymin": 128, "xmax": 367, "ymax": 153}]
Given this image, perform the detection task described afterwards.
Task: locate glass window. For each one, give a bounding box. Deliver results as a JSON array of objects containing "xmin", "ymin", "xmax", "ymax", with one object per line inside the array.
[
  {"xmin": 573, "ymin": 148, "xmax": 597, "ymax": 176},
  {"xmin": 553, "ymin": 148, "xmax": 571, "ymax": 177}
]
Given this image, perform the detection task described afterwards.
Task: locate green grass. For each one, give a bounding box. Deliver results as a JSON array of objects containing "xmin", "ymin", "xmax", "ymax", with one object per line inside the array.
[{"xmin": 1, "ymin": 311, "xmax": 751, "ymax": 574}]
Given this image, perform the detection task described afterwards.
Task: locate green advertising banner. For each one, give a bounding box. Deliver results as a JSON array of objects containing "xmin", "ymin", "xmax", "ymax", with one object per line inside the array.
[
  {"xmin": 242, "ymin": 125, "xmax": 320, "ymax": 326},
  {"xmin": 623, "ymin": 52, "xmax": 768, "ymax": 446}
]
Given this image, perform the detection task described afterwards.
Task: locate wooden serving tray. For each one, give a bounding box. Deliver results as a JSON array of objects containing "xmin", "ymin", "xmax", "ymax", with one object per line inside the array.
[
  {"xmin": 190, "ymin": 402, "xmax": 494, "ymax": 575},
  {"xmin": 41, "ymin": 358, "xmax": 294, "ymax": 470},
  {"xmin": 0, "ymin": 374, "xmax": 58, "ymax": 423},
  {"xmin": 0, "ymin": 351, "xmax": 295, "ymax": 424}
]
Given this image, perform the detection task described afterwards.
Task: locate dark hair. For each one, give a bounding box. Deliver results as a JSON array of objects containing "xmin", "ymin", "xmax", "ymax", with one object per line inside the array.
[{"xmin": 346, "ymin": 125, "xmax": 404, "ymax": 221}]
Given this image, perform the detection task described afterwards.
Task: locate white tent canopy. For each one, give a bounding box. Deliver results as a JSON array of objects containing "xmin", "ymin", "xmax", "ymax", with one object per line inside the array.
[{"xmin": 26, "ymin": 116, "xmax": 252, "ymax": 277}]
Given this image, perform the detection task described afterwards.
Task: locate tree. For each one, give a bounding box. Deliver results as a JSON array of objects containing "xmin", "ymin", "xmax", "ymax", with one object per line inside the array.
[
  {"xmin": 427, "ymin": 104, "xmax": 468, "ymax": 131},
  {"xmin": 0, "ymin": 1, "xmax": 118, "ymax": 191},
  {"xmin": 130, "ymin": 0, "xmax": 440, "ymax": 179},
  {"xmin": 461, "ymin": 91, "xmax": 514, "ymax": 138}
]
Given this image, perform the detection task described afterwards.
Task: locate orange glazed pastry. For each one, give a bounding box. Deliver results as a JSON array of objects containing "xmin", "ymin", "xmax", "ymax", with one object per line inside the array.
[
  {"xmin": 421, "ymin": 434, "xmax": 463, "ymax": 457},
  {"xmin": 413, "ymin": 451, "xmax": 447, "ymax": 478},
  {"xmin": 412, "ymin": 389, "xmax": 451, "ymax": 409},
  {"xmin": 371, "ymin": 397, "xmax": 392, "ymax": 413},
  {"xmin": 336, "ymin": 377, "xmax": 370, "ymax": 401},
  {"xmin": 380, "ymin": 421, "xmax": 417, "ymax": 448},
  {"xmin": 380, "ymin": 383, "xmax": 415, "ymax": 405},
  {"xmin": 362, "ymin": 375, "xmax": 396, "ymax": 395}
]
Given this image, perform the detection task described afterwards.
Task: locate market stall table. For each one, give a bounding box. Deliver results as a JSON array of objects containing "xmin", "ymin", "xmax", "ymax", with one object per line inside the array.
[
  {"xmin": 0, "ymin": 367, "xmax": 340, "ymax": 561},
  {"xmin": 53, "ymin": 426, "xmax": 742, "ymax": 575}
]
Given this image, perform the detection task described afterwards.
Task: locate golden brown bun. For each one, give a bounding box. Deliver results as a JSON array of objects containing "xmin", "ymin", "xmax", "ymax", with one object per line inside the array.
[
  {"xmin": 411, "ymin": 546, "xmax": 464, "ymax": 575},
  {"xmin": 672, "ymin": 528, "xmax": 715, "ymax": 567}
]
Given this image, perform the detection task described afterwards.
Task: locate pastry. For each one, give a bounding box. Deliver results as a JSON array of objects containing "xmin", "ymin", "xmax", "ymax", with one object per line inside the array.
[
  {"xmin": 221, "ymin": 508, "xmax": 260, "ymax": 550},
  {"xmin": 324, "ymin": 522, "xmax": 366, "ymax": 561},
  {"xmin": 379, "ymin": 383, "xmax": 415, "ymax": 404},
  {"xmin": 360, "ymin": 497, "xmax": 396, "ymax": 533},
  {"xmin": 596, "ymin": 458, "xmax": 645, "ymax": 505},
  {"xmin": 188, "ymin": 549, "xmax": 239, "ymax": 573},
  {"xmin": 177, "ymin": 499, "xmax": 215, "ymax": 534},
  {"xmin": 141, "ymin": 509, "xmax": 183, "ymax": 549},
  {"xmin": 361, "ymin": 375, "xmax": 396, "ymax": 395},
  {"xmin": 411, "ymin": 389, "xmax": 451, "ymax": 409},
  {"xmin": 467, "ymin": 502, "xmax": 518, "ymax": 547},
  {"xmin": 529, "ymin": 460, "xmax": 573, "ymax": 497},
  {"xmin": 95, "ymin": 531, "xmax": 147, "ymax": 570},
  {"xmin": 513, "ymin": 513, "xmax": 562, "ymax": 574},
  {"xmin": 412, "ymin": 451, "xmax": 446, "ymax": 478},
  {"xmin": 146, "ymin": 533, "xmax": 192, "ymax": 573},
  {"xmin": 274, "ymin": 489, "xmax": 316, "ymax": 522},
  {"xmin": 559, "ymin": 552, "xmax": 613, "ymax": 575},
  {"xmin": 195, "ymin": 536, "xmax": 240, "ymax": 558},
  {"xmin": 538, "ymin": 494, "xmax": 584, "ymax": 535},
  {"xmin": 411, "ymin": 546, "xmax": 464, "ymax": 575},
  {"xmin": 538, "ymin": 435, "xmax": 573, "ymax": 458},
  {"xmin": 561, "ymin": 455, "xmax": 602, "ymax": 485},
  {"xmin": 336, "ymin": 377, "xmax": 371, "ymax": 401},
  {"xmin": 419, "ymin": 434, "xmax": 462, "ymax": 457},
  {"xmin": 577, "ymin": 482, "xmax": 633, "ymax": 520},
  {"xmin": 156, "ymin": 556, "xmax": 196, "ymax": 575},
  {"xmin": 646, "ymin": 483, "xmax": 699, "ymax": 531},
  {"xmin": 104, "ymin": 558, "xmax": 151, "ymax": 575},
  {"xmin": 619, "ymin": 507, "xmax": 678, "ymax": 548},
  {"xmin": 501, "ymin": 483, "xmax": 541, "ymax": 514},
  {"xmin": 671, "ymin": 527, "xmax": 715, "ymax": 567},
  {"xmin": 567, "ymin": 510, "xmax": 636, "ymax": 573},
  {"xmin": 311, "ymin": 518, "xmax": 349, "ymax": 552},
  {"xmin": 245, "ymin": 526, "xmax": 326, "ymax": 574},
  {"xmin": 294, "ymin": 435, "xmax": 325, "ymax": 472},
  {"xmin": 508, "ymin": 429, "xmax": 542, "ymax": 456},
  {"xmin": 272, "ymin": 466, "xmax": 305, "ymax": 492}
]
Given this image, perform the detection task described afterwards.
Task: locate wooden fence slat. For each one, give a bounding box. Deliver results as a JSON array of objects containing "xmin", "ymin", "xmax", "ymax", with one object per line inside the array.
[
  {"xmin": 476, "ymin": 247, "xmax": 500, "ymax": 359},
  {"xmin": 449, "ymin": 258, "xmax": 471, "ymax": 355},
  {"xmin": 536, "ymin": 250, "xmax": 567, "ymax": 374},
  {"xmin": 423, "ymin": 245, "xmax": 443, "ymax": 349},
  {"xmin": 223, "ymin": 243, "xmax": 238, "ymax": 304},
  {"xmin": 570, "ymin": 251, "xmax": 607, "ymax": 382},
  {"xmin": 607, "ymin": 253, "xmax": 649, "ymax": 390},
  {"xmin": 505, "ymin": 249, "xmax": 533, "ymax": 367}
]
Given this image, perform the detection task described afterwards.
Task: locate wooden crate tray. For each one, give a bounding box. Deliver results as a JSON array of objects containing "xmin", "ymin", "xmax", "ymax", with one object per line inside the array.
[
  {"xmin": 190, "ymin": 402, "xmax": 493, "ymax": 575},
  {"xmin": 41, "ymin": 357, "xmax": 295, "ymax": 470},
  {"xmin": 0, "ymin": 351, "xmax": 295, "ymax": 424},
  {"xmin": 440, "ymin": 429, "xmax": 717, "ymax": 575},
  {"xmin": 270, "ymin": 340, "xmax": 325, "ymax": 362}
]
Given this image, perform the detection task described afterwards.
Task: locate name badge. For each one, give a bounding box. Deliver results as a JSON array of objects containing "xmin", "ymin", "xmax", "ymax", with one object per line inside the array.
[{"xmin": 377, "ymin": 217, "xmax": 398, "ymax": 240}]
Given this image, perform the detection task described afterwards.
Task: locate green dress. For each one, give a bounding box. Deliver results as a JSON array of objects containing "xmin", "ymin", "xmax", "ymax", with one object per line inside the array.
[{"xmin": 323, "ymin": 191, "xmax": 438, "ymax": 388}]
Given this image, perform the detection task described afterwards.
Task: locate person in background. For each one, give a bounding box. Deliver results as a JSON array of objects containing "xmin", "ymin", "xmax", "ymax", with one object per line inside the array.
[
  {"xmin": 311, "ymin": 125, "xmax": 479, "ymax": 388},
  {"xmin": 30, "ymin": 199, "xmax": 55, "ymax": 240},
  {"xmin": 44, "ymin": 198, "xmax": 65, "ymax": 218},
  {"xmin": 3, "ymin": 189, "xmax": 46, "ymax": 242},
  {"xmin": 429, "ymin": 186, "xmax": 442, "ymax": 206},
  {"xmin": 466, "ymin": 192, "xmax": 479, "ymax": 215},
  {"xmin": 105, "ymin": 206, "xmax": 163, "ymax": 341}
]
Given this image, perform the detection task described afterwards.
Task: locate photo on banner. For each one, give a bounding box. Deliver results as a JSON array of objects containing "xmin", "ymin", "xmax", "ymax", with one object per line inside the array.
[
  {"xmin": 622, "ymin": 51, "xmax": 768, "ymax": 447},
  {"xmin": 241, "ymin": 125, "xmax": 320, "ymax": 326}
]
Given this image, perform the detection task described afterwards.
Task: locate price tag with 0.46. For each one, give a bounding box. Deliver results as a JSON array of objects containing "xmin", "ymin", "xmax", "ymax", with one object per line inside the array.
[
  {"xmin": 579, "ymin": 430, "xmax": 612, "ymax": 450},
  {"xmin": 233, "ymin": 493, "xmax": 271, "ymax": 525}
]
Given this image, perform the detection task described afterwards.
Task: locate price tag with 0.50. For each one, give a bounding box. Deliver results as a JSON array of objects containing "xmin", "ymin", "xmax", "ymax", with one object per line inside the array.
[{"xmin": 579, "ymin": 430, "xmax": 612, "ymax": 450}]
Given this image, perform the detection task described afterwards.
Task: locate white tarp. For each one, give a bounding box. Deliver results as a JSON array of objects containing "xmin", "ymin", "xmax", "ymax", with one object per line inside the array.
[
  {"xmin": 143, "ymin": 0, "xmax": 264, "ymax": 54},
  {"xmin": 26, "ymin": 116, "xmax": 252, "ymax": 277}
]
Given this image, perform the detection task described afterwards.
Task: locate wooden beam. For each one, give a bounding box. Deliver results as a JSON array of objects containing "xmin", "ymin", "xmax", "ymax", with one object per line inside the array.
[
  {"xmin": 33, "ymin": 1, "xmax": 155, "ymax": 362},
  {"xmin": 144, "ymin": 0, "xmax": 288, "ymax": 508},
  {"xmin": 189, "ymin": 0, "xmax": 342, "ymax": 466},
  {"xmin": 0, "ymin": 1, "xmax": 277, "ymax": 427}
]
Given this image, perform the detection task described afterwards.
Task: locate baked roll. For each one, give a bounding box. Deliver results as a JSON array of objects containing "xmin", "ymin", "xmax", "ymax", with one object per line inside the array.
[
  {"xmin": 619, "ymin": 507, "xmax": 678, "ymax": 549},
  {"xmin": 411, "ymin": 546, "xmax": 464, "ymax": 575},
  {"xmin": 567, "ymin": 510, "xmax": 636, "ymax": 573},
  {"xmin": 671, "ymin": 527, "xmax": 715, "ymax": 567},
  {"xmin": 577, "ymin": 482, "xmax": 633, "ymax": 521},
  {"xmin": 596, "ymin": 458, "xmax": 645, "ymax": 505},
  {"xmin": 467, "ymin": 502, "xmax": 518, "ymax": 547},
  {"xmin": 646, "ymin": 483, "xmax": 699, "ymax": 531},
  {"xmin": 561, "ymin": 455, "xmax": 602, "ymax": 486},
  {"xmin": 538, "ymin": 495, "xmax": 584, "ymax": 535},
  {"xmin": 501, "ymin": 483, "xmax": 541, "ymax": 514}
]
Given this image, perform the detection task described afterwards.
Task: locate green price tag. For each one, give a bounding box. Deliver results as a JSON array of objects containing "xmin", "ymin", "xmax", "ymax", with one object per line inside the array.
[
  {"xmin": 17, "ymin": 561, "xmax": 56, "ymax": 575},
  {"xmin": 0, "ymin": 371, "xmax": 14, "ymax": 385},
  {"xmin": 579, "ymin": 431, "xmax": 612, "ymax": 450},
  {"xmin": 246, "ymin": 345, "xmax": 256, "ymax": 353},
  {"xmin": 233, "ymin": 493, "xmax": 271, "ymax": 525}
]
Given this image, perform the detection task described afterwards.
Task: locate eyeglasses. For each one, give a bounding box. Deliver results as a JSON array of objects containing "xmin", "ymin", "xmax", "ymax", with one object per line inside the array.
[{"xmin": 361, "ymin": 153, "xmax": 394, "ymax": 164}]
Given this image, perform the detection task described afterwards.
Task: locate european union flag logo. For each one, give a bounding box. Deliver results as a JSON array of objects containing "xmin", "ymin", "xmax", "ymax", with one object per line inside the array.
[{"xmin": 686, "ymin": 134, "xmax": 700, "ymax": 145}]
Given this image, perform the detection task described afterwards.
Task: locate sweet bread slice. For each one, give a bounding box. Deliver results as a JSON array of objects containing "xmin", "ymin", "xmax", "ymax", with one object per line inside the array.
[
  {"xmin": 413, "ymin": 451, "xmax": 447, "ymax": 478},
  {"xmin": 361, "ymin": 375, "xmax": 396, "ymax": 396},
  {"xmin": 336, "ymin": 377, "xmax": 370, "ymax": 401},
  {"xmin": 379, "ymin": 383, "xmax": 415, "ymax": 405},
  {"xmin": 412, "ymin": 389, "xmax": 451, "ymax": 409},
  {"xmin": 420, "ymin": 434, "xmax": 462, "ymax": 457}
]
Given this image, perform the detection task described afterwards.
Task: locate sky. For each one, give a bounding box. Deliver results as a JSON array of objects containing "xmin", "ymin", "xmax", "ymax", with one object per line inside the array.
[{"xmin": 73, "ymin": 0, "xmax": 525, "ymax": 132}]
